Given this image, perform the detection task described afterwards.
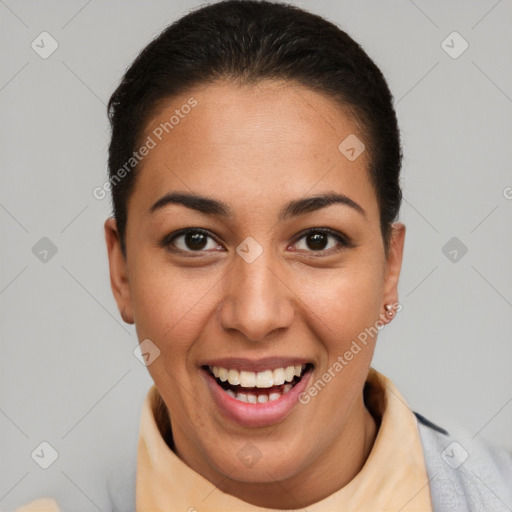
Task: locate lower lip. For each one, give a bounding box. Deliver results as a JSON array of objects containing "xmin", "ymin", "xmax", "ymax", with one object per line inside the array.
[{"xmin": 202, "ymin": 368, "xmax": 313, "ymax": 428}]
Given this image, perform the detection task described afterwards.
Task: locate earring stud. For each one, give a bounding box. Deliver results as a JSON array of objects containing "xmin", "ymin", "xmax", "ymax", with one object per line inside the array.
[{"xmin": 385, "ymin": 304, "xmax": 394, "ymax": 317}]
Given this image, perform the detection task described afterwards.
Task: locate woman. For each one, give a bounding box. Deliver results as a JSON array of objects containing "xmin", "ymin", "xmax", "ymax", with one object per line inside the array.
[{"xmin": 17, "ymin": 0, "xmax": 511, "ymax": 510}]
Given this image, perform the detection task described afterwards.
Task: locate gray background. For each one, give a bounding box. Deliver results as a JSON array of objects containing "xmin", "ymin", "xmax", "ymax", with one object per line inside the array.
[{"xmin": 1, "ymin": 0, "xmax": 511, "ymax": 510}]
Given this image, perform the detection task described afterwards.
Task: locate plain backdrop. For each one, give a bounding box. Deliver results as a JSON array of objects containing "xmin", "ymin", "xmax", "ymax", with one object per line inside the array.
[{"xmin": 1, "ymin": 0, "xmax": 511, "ymax": 509}]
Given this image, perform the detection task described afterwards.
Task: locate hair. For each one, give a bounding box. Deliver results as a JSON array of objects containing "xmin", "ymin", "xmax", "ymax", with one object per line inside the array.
[{"xmin": 107, "ymin": 0, "xmax": 402, "ymax": 256}]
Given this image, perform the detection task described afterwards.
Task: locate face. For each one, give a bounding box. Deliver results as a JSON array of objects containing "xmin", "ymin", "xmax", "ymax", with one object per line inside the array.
[{"xmin": 105, "ymin": 79, "xmax": 405, "ymax": 506}]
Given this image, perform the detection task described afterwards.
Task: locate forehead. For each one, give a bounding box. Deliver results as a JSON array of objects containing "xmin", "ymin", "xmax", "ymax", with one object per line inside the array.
[{"xmin": 132, "ymin": 80, "xmax": 378, "ymax": 221}]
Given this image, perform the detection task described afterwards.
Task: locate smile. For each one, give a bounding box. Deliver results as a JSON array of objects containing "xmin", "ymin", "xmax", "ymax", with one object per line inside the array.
[
  {"xmin": 200, "ymin": 357, "xmax": 315, "ymax": 427},
  {"xmin": 206, "ymin": 364, "xmax": 313, "ymax": 403}
]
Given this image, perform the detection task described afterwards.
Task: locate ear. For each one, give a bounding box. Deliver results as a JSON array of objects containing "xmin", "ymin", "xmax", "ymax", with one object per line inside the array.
[
  {"xmin": 381, "ymin": 222, "xmax": 406, "ymax": 321},
  {"xmin": 104, "ymin": 217, "xmax": 134, "ymax": 324}
]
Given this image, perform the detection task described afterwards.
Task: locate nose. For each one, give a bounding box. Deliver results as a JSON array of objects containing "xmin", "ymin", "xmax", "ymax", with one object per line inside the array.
[{"xmin": 218, "ymin": 248, "xmax": 295, "ymax": 342}]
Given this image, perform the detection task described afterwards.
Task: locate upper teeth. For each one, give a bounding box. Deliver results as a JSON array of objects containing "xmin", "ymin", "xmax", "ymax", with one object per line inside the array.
[{"xmin": 211, "ymin": 365, "xmax": 305, "ymax": 388}]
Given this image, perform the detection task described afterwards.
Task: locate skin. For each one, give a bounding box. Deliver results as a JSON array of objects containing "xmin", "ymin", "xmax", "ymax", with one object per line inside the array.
[{"xmin": 105, "ymin": 79, "xmax": 405, "ymax": 509}]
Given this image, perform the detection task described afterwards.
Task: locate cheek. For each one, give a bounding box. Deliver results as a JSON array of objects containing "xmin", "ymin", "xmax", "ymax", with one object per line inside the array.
[
  {"xmin": 328, "ymin": 271, "xmax": 383, "ymax": 379},
  {"xmin": 298, "ymin": 260, "xmax": 383, "ymax": 336},
  {"xmin": 128, "ymin": 261, "xmax": 210, "ymax": 363},
  {"xmin": 129, "ymin": 266, "xmax": 209, "ymax": 416}
]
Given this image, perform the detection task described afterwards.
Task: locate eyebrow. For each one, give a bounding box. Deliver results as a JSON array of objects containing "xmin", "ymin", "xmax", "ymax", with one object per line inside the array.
[{"xmin": 149, "ymin": 191, "xmax": 366, "ymax": 221}]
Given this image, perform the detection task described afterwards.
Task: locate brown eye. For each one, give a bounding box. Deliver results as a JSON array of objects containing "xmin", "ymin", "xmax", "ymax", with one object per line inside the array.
[
  {"xmin": 304, "ymin": 232, "xmax": 329, "ymax": 250},
  {"xmin": 163, "ymin": 228, "xmax": 223, "ymax": 253},
  {"xmin": 293, "ymin": 229, "xmax": 351, "ymax": 254},
  {"xmin": 183, "ymin": 231, "xmax": 208, "ymax": 250}
]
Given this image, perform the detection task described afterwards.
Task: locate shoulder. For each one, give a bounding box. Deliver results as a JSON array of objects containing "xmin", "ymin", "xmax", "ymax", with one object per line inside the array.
[
  {"xmin": 414, "ymin": 411, "xmax": 512, "ymax": 511},
  {"xmin": 13, "ymin": 498, "xmax": 60, "ymax": 512}
]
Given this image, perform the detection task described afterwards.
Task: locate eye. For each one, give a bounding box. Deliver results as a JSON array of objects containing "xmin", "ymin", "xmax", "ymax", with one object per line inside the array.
[
  {"xmin": 162, "ymin": 227, "xmax": 353, "ymax": 256},
  {"xmin": 162, "ymin": 228, "xmax": 223, "ymax": 253},
  {"xmin": 292, "ymin": 228, "xmax": 352, "ymax": 254}
]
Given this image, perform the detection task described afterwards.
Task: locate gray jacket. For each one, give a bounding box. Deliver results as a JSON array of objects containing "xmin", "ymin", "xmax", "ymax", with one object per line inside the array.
[{"xmin": 107, "ymin": 412, "xmax": 512, "ymax": 511}]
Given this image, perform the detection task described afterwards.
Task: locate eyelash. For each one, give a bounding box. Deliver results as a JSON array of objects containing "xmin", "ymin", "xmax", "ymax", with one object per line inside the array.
[{"xmin": 161, "ymin": 227, "xmax": 354, "ymax": 256}]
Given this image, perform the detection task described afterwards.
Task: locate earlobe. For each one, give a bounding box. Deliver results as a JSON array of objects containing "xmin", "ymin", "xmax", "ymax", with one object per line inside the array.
[{"xmin": 104, "ymin": 217, "xmax": 134, "ymax": 324}]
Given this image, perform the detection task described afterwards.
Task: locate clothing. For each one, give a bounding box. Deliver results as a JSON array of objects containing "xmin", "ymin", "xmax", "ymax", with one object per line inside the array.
[
  {"xmin": 12, "ymin": 498, "xmax": 59, "ymax": 512},
  {"xmin": 416, "ymin": 412, "xmax": 512, "ymax": 511},
  {"xmin": 14, "ymin": 368, "xmax": 512, "ymax": 511}
]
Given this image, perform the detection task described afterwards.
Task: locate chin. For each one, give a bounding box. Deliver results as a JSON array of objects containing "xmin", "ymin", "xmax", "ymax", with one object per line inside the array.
[{"xmin": 205, "ymin": 436, "xmax": 309, "ymax": 484}]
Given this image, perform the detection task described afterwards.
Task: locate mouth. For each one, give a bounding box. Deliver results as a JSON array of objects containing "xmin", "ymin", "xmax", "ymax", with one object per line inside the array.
[{"xmin": 202, "ymin": 363, "xmax": 314, "ymax": 403}]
